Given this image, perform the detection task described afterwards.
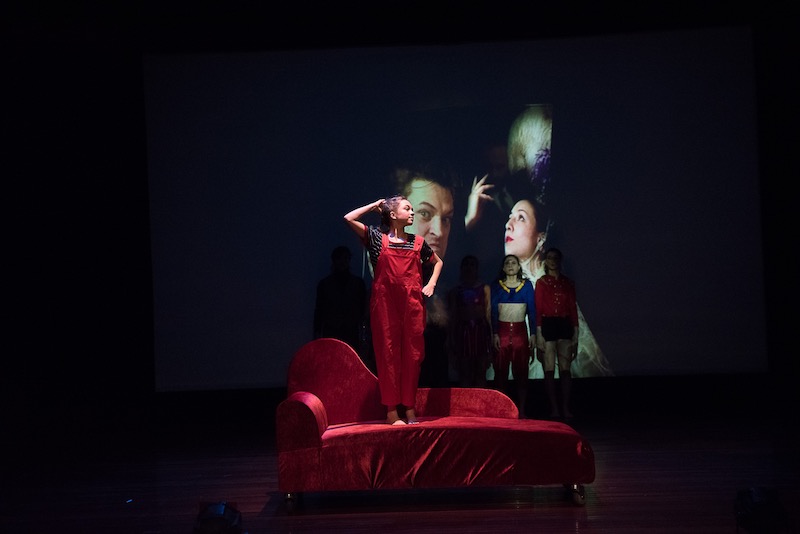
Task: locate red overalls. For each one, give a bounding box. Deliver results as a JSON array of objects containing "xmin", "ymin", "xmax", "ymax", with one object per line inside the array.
[{"xmin": 370, "ymin": 233, "xmax": 426, "ymax": 408}]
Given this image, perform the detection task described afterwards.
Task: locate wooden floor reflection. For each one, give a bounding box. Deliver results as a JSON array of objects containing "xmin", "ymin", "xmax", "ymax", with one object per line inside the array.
[{"xmin": 3, "ymin": 379, "xmax": 798, "ymax": 533}]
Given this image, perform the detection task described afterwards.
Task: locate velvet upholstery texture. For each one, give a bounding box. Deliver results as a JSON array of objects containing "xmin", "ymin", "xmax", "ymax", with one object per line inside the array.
[{"xmin": 277, "ymin": 338, "xmax": 595, "ymax": 495}]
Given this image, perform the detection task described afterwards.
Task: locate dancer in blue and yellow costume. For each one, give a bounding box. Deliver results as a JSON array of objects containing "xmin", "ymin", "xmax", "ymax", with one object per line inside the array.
[{"xmin": 490, "ymin": 254, "xmax": 536, "ymax": 418}]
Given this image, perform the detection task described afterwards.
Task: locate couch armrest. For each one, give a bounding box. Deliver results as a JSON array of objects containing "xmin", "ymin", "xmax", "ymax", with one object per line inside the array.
[
  {"xmin": 276, "ymin": 391, "xmax": 328, "ymax": 452},
  {"xmin": 416, "ymin": 387, "xmax": 518, "ymax": 418}
]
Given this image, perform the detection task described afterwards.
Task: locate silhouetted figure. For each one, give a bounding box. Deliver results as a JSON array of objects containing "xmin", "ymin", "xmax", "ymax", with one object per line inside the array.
[
  {"xmin": 447, "ymin": 255, "xmax": 492, "ymax": 387},
  {"xmin": 314, "ymin": 245, "xmax": 367, "ymax": 356},
  {"xmin": 419, "ymin": 289, "xmax": 450, "ymax": 388}
]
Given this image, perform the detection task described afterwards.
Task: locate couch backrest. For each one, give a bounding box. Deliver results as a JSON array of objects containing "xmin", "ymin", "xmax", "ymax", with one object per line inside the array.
[{"xmin": 286, "ymin": 338, "xmax": 384, "ymax": 425}]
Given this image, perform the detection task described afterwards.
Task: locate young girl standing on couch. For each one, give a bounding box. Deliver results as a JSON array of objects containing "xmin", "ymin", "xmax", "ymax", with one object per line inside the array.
[{"xmin": 344, "ymin": 196, "xmax": 443, "ymax": 425}]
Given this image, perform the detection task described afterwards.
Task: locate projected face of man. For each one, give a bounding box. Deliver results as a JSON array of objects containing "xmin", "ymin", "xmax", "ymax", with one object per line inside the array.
[
  {"xmin": 504, "ymin": 199, "xmax": 544, "ymax": 262},
  {"xmin": 405, "ymin": 178, "xmax": 454, "ymax": 259}
]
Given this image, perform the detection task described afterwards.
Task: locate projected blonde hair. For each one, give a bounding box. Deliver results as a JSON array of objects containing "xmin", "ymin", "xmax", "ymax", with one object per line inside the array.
[{"xmin": 507, "ymin": 104, "xmax": 552, "ymax": 175}]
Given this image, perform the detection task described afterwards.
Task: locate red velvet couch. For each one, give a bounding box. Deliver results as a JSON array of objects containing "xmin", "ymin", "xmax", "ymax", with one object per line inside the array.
[{"xmin": 276, "ymin": 338, "xmax": 595, "ymax": 510}]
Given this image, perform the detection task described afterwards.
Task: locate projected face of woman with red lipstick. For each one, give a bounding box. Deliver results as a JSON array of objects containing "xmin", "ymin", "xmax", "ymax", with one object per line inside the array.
[{"xmin": 504, "ymin": 199, "xmax": 546, "ymax": 280}]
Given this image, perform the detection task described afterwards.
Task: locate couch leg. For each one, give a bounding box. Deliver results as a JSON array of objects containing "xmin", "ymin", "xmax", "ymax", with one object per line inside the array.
[
  {"xmin": 564, "ymin": 483, "xmax": 586, "ymax": 506},
  {"xmin": 285, "ymin": 492, "xmax": 303, "ymax": 514}
]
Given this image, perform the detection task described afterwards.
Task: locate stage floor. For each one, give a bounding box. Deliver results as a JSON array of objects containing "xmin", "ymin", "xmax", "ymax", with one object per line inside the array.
[{"xmin": 3, "ymin": 382, "xmax": 798, "ymax": 533}]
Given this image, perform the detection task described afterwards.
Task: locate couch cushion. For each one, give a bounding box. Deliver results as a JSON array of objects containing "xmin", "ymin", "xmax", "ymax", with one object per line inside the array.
[{"xmin": 317, "ymin": 416, "xmax": 595, "ymax": 491}]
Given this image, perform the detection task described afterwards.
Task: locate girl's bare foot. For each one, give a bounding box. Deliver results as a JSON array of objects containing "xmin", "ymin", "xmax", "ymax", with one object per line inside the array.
[{"xmin": 387, "ymin": 408, "xmax": 405, "ymax": 425}]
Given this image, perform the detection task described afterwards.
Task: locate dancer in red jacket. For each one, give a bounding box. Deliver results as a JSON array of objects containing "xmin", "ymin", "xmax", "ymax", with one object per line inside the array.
[{"xmin": 535, "ymin": 247, "xmax": 579, "ymax": 419}]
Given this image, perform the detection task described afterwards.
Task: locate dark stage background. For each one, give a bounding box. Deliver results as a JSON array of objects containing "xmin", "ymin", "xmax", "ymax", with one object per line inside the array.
[
  {"xmin": 7, "ymin": 3, "xmax": 798, "ymax": 443},
  {"xmin": 144, "ymin": 28, "xmax": 763, "ymax": 390}
]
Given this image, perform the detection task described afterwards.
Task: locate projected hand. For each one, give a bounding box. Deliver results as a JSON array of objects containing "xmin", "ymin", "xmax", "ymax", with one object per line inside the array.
[{"xmin": 464, "ymin": 174, "xmax": 494, "ymax": 231}]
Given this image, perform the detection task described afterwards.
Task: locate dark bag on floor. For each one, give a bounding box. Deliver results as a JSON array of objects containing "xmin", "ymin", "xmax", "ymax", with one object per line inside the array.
[
  {"xmin": 193, "ymin": 501, "xmax": 243, "ymax": 534},
  {"xmin": 734, "ymin": 487, "xmax": 789, "ymax": 533}
]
